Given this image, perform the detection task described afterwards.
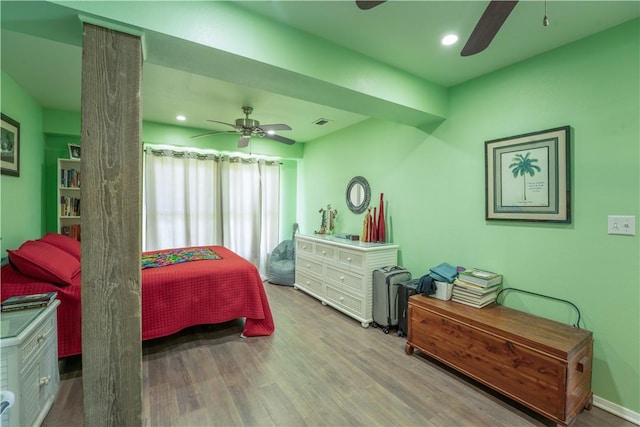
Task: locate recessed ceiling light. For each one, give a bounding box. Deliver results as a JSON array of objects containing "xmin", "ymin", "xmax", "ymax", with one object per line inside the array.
[
  {"xmin": 176, "ymin": 115, "xmax": 186, "ymax": 121},
  {"xmin": 441, "ymin": 34, "xmax": 459, "ymax": 46},
  {"xmin": 267, "ymin": 130, "xmax": 275, "ymax": 135}
]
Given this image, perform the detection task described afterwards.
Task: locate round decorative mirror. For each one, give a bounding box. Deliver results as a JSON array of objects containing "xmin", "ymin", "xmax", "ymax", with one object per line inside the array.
[{"xmin": 346, "ymin": 176, "xmax": 371, "ymax": 214}]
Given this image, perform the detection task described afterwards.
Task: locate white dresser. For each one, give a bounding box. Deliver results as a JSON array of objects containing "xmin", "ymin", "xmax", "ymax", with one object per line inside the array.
[
  {"xmin": 294, "ymin": 234, "xmax": 398, "ymax": 327},
  {"xmin": 1, "ymin": 300, "xmax": 60, "ymax": 427}
]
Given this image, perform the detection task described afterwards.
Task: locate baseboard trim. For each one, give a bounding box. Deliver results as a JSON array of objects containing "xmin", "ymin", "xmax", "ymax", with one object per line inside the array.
[{"xmin": 593, "ymin": 395, "xmax": 640, "ymax": 425}]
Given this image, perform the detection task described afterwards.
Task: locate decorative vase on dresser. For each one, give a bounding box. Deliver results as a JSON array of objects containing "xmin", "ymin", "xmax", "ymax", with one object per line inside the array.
[{"xmin": 294, "ymin": 234, "xmax": 398, "ymax": 327}]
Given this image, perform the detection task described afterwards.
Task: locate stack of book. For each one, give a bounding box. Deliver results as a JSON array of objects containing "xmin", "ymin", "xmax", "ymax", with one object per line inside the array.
[
  {"xmin": 1, "ymin": 292, "xmax": 57, "ymax": 312},
  {"xmin": 61, "ymin": 224, "xmax": 81, "ymax": 240},
  {"xmin": 451, "ymin": 268, "xmax": 502, "ymax": 308}
]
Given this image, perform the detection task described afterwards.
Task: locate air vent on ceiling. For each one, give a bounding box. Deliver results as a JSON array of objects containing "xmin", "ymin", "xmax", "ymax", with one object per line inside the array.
[{"xmin": 313, "ymin": 118, "xmax": 331, "ymax": 126}]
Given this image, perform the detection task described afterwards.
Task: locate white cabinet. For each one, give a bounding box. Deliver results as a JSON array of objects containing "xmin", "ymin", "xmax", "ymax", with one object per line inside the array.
[
  {"xmin": 294, "ymin": 234, "xmax": 398, "ymax": 327},
  {"xmin": 57, "ymin": 158, "xmax": 81, "ymax": 240},
  {"xmin": 1, "ymin": 301, "xmax": 60, "ymax": 427}
]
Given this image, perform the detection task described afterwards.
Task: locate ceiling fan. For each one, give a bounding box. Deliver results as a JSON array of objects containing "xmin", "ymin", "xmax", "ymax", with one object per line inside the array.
[
  {"xmin": 355, "ymin": 0, "xmax": 518, "ymax": 56},
  {"xmin": 192, "ymin": 106, "xmax": 295, "ymax": 148}
]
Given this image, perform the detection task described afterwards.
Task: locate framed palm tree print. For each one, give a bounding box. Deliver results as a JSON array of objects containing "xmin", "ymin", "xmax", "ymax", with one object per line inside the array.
[{"xmin": 485, "ymin": 126, "xmax": 570, "ymax": 222}]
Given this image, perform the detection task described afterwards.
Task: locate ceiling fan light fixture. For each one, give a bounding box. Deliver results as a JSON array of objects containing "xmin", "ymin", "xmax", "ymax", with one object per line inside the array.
[
  {"xmin": 193, "ymin": 106, "xmax": 295, "ymax": 147},
  {"xmin": 441, "ymin": 34, "xmax": 459, "ymax": 46}
]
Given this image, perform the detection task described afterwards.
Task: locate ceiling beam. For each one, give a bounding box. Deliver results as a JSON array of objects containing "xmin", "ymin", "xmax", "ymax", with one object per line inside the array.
[{"xmin": 43, "ymin": 0, "xmax": 448, "ymax": 129}]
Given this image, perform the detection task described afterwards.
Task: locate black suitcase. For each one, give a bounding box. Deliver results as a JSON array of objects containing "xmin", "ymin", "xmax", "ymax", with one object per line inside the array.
[
  {"xmin": 397, "ymin": 279, "xmax": 420, "ymax": 337},
  {"xmin": 372, "ymin": 266, "xmax": 411, "ymax": 334}
]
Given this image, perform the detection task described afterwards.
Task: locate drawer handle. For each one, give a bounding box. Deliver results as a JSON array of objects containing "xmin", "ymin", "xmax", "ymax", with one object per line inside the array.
[
  {"xmin": 347, "ymin": 257, "xmax": 352, "ymax": 262},
  {"xmin": 340, "ymin": 276, "xmax": 345, "ymax": 281},
  {"xmin": 577, "ymin": 356, "xmax": 590, "ymax": 373},
  {"xmin": 306, "ymin": 264, "xmax": 311, "ymax": 268},
  {"xmin": 37, "ymin": 334, "xmax": 45, "ymax": 343},
  {"xmin": 39, "ymin": 376, "xmax": 51, "ymax": 386},
  {"xmin": 340, "ymin": 297, "xmax": 344, "ymax": 302},
  {"xmin": 302, "ymin": 245, "xmax": 307, "ymax": 249}
]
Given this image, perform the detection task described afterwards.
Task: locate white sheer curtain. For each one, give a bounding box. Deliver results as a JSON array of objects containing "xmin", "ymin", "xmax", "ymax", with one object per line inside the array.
[
  {"xmin": 220, "ymin": 158, "xmax": 280, "ymax": 272},
  {"xmin": 143, "ymin": 147, "xmax": 280, "ymax": 272}
]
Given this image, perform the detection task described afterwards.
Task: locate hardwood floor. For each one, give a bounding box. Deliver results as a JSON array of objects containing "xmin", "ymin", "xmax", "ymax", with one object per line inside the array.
[{"xmin": 44, "ymin": 282, "xmax": 633, "ymax": 426}]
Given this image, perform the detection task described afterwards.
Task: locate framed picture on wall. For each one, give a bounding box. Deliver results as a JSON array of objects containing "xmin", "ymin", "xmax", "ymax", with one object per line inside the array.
[
  {"xmin": 1, "ymin": 113, "xmax": 20, "ymax": 177},
  {"xmin": 485, "ymin": 126, "xmax": 570, "ymax": 223},
  {"xmin": 68, "ymin": 143, "xmax": 81, "ymax": 159}
]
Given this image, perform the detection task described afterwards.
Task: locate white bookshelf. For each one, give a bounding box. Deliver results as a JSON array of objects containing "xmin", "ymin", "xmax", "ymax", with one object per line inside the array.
[{"xmin": 57, "ymin": 158, "xmax": 81, "ymax": 240}]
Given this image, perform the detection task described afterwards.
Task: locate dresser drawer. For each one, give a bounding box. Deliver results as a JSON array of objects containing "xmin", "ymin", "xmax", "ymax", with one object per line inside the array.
[
  {"xmin": 314, "ymin": 243, "xmax": 337, "ymax": 262},
  {"xmin": 295, "ymin": 271, "xmax": 324, "ymax": 296},
  {"xmin": 296, "ymin": 239, "xmax": 314, "ymax": 256},
  {"xmin": 325, "ymin": 285, "xmax": 364, "ymax": 317},
  {"xmin": 19, "ymin": 314, "xmax": 54, "ymax": 368},
  {"xmin": 337, "ymin": 249, "xmax": 364, "ymax": 272},
  {"xmin": 296, "ymin": 255, "xmax": 323, "ymax": 276},
  {"xmin": 325, "ymin": 266, "xmax": 365, "ymax": 296}
]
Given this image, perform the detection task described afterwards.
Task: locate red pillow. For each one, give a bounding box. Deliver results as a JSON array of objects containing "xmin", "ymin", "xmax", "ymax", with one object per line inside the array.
[
  {"xmin": 39, "ymin": 232, "xmax": 81, "ymax": 260},
  {"xmin": 7, "ymin": 240, "xmax": 80, "ymax": 286}
]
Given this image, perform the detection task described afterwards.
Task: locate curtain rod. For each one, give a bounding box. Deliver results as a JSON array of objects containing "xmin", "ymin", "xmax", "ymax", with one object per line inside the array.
[{"xmin": 145, "ymin": 148, "xmax": 282, "ymax": 165}]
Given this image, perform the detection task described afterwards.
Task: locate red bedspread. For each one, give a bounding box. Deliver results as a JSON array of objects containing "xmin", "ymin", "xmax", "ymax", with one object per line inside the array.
[{"xmin": 1, "ymin": 246, "xmax": 274, "ymax": 357}]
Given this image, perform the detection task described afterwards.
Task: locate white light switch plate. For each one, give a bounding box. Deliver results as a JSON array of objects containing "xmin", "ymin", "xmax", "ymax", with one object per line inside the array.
[{"xmin": 607, "ymin": 215, "xmax": 636, "ymax": 236}]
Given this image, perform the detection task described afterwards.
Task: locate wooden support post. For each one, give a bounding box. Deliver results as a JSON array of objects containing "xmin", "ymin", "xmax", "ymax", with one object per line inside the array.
[{"xmin": 81, "ymin": 23, "xmax": 143, "ymax": 426}]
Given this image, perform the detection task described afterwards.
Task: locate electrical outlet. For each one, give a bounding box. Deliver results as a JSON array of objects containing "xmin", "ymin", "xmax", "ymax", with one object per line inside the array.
[{"xmin": 607, "ymin": 215, "xmax": 636, "ymax": 236}]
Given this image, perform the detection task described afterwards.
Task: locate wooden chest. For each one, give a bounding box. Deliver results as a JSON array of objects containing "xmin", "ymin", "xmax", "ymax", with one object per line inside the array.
[{"xmin": 406, "ymin": 295, "xmax": 593, "ymax": 426}]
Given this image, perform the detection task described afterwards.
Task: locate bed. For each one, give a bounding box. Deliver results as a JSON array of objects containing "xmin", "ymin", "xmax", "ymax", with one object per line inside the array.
[{"xmin": 1, "ymin": 234, "xmax": 275, "ymax": 357}]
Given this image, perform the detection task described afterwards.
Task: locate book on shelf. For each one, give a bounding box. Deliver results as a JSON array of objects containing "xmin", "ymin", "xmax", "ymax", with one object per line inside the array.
[
  {"xmin": 61, "ymin": 224, "xmax": 81, "ymax": 241},
  {"xmin": 1, "ymin": 292, "xmax": 57, "ymax": 312},
  {"xmin": 60, "ymin": 167, "xmax": 81, "ymax": 188},
  {"xmin": 60, "ymin": 196, "xmax": 81, "ymax": 217},
  {"xmin": 458, "ymin": 268, "xmax": 503, "ymax": 287}
]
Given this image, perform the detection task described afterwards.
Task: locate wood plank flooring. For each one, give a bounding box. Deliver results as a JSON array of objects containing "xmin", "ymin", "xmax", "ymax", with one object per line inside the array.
[{"xmin": 43, "ymin": 282, "xmax": 634, "ymax": 426}]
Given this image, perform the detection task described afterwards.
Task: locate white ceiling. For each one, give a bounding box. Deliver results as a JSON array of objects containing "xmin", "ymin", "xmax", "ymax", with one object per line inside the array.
[{"xmin": 1, "ymin": 1, "xmax": 638, "ymax": 144}]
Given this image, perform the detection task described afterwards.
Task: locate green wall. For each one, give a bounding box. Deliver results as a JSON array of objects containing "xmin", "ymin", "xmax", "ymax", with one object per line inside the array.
[
  {"xmin": 0, "ymin": 71, "xmax": 45, "ymax": 257},
  {"xmin": 299, "ymin": 20, "xmax": 639, "ymax": 412}
]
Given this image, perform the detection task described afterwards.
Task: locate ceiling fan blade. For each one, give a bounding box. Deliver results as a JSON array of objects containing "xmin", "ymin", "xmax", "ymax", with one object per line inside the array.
[
  {"xmin": 191, "ymin": 130, "xmax": 237, "ymax": 139},
  {"xmin": 264, "ymin": 133, "xmax": 295, "ymax": 145},
  {"xmin": 238, "ymin": 135, "xmax": 251, "ymax": 148},
  {"xmin": 461, "ymin": 0, "xmax": 518, "ymax": 57},
  {"xmin": 356, "ymin": 0, "xmax": 386, "ymax": 10},
  {"xmin": 260, "ymin": 123, "xmax": 292, "ymax": 132},
  {"xmin": 206, "ymin": 119, "xmax": 237, "ymax": 129}
]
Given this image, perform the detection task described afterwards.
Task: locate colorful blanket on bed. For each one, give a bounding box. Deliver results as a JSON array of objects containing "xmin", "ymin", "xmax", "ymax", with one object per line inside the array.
[{"xmin": 141, "ymin": 247, "xmax": 221, "ymax": 269}]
